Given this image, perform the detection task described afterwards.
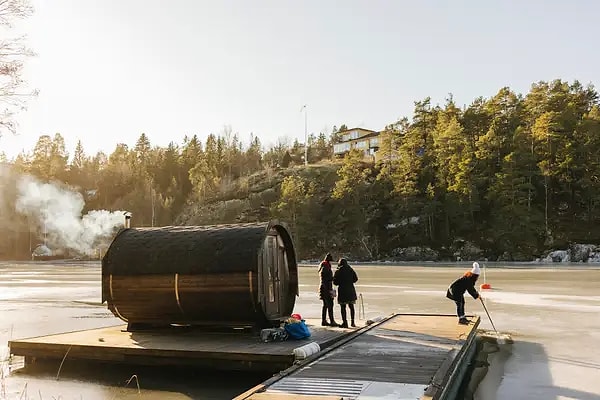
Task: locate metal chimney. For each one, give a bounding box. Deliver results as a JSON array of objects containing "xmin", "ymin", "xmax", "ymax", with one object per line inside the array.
[{"xmin": 124, "ymin": 212, "xmax": 132, "ymax": 229}]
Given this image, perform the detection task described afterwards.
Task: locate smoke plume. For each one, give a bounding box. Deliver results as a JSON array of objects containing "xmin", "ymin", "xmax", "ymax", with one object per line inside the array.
[{"xmin": 13, "ymin": 173, "xmax": 126, "ymax": 256}]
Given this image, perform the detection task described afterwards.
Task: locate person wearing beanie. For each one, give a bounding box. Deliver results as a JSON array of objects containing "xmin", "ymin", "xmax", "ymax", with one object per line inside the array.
[
  {"xmin": 333, "ymin": 258, "xmax": 359, "ymax": 328},
  {"xmin": 446, "ymin": 262, "xmax": 482, "ymax": 324},
  {"xmin": 318, "ymin": 253, "xmax": 339, "ymax": 326}
]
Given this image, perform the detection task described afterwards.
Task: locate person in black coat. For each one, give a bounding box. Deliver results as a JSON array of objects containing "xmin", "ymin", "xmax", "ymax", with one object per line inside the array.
[
  {"xmin": 318, "ymin": 253, "xmax": 338, "ymax": 326},
  {"xmin": 333, "ymin": 258, "xmax": 358, "ymax": 328},
  {"xmin": 446, "ymin": 262, "xmax": 482, "ymax": 324}
]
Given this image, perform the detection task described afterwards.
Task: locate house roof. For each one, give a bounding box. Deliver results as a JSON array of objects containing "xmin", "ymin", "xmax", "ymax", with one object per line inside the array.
[
  {"xmin": 336, "ymin": 128, "xmax": 381, "ymax": 143},
  {"xmin": 338, "ymin": 127, "xmax": 376, "ymax": 134}
]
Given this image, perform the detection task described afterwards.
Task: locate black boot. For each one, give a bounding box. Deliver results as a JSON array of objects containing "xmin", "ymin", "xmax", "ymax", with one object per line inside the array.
[
  {"xmin": 322, "ymin": 305, "xmax": 330, "ymax": 326},
  {"xmin": 339, "ymin": 305, "xmax": 348, "ymax": 328},
  {"xmin": 458, "ymin": 317, "xmax": 469, "ymax": 325},
  {"xmin": 349, "ymin": 304, "xmax": 356, "ymax": 327},
  {"xmin": 328, "ymin": 306, "xmax": 338, "ymax": 327},
  {"xmin": 351, "ymin": 320, "xmax": 356, "ymax": 327}
]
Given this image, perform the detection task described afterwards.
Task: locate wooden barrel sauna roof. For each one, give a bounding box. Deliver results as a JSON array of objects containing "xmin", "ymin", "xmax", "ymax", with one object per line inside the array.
[{"xmin": 102, "ymin": 221, "xmax": 297, "ymax": 276}]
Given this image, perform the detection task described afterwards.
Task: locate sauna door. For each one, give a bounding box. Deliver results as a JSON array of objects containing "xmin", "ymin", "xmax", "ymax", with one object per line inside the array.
[{"xmin": 263, "ymin": 234, "xmax": 281, "ymax": 316}]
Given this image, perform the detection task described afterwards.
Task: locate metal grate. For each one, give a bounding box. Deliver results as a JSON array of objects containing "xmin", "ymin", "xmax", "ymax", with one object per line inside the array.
[{"xmin": 268, "ymin": 377, "xmax": 367, "ymax": 399}]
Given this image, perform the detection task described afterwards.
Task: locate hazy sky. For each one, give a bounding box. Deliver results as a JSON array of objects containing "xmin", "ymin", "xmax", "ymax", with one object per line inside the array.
[{"xmin": 2, "ymin": 0, "xmax": 599, "ymax": 159}]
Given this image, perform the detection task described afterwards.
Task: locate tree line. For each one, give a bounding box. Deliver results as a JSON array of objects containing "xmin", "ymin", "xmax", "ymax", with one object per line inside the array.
[
  {"xmin": 343, "ymin": 79, "xmax": 600, "ymax": 260},
  {"xmin": 1, "ymin": 79, "xmax": 599, "ymax": 261},
  {"xmin": 0, "ymin": 125, "xmax": 339, "ymax": 259}
]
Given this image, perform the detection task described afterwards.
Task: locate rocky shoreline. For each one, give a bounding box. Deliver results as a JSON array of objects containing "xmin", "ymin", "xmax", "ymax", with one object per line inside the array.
[
  {"xmin": 3, "ymin": 243, "xmax": 599, "ymax": 264},
  {"xmin": 365, "ymin": 243, "xmax": 600, "ymax": 263},
  {"xmin": 301, "ymin": 243, "xmax": 600, "ymax": 264}
]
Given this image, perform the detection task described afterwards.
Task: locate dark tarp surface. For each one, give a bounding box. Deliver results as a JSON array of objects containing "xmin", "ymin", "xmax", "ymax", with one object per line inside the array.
[{"xmin": 102, "ymin": 222, "xmax": 271, "ymax": 275}]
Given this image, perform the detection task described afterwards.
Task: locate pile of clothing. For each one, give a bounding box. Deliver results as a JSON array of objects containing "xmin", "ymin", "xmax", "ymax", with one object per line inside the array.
[{"xmin": 260, "ymin": 313, "xmax": 311, "ymax": 342}]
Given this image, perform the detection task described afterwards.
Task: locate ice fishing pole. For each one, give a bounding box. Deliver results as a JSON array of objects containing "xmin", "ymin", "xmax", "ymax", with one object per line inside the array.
[
  {"xmin": 480, "ymin": 297, "xmax": 498, "ymax": 333},
  {"xmin": 359, "ymin": 293, "xmax": 365, "ymax": 320}
]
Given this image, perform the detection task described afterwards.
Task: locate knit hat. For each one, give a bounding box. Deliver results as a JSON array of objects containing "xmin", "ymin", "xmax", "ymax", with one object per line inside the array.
[{"xmin": 471, "ymin": 262, "xmax": 481, "ymax": 275}]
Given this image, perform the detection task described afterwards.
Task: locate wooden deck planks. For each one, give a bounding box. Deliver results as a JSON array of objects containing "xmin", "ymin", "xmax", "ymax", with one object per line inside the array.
[
  {"xmin": 8, "ymin": 321, "xmax": 351, "ymax": 372},
  {"xmin": 236, "ymin": 314, "xmax": 480, "ymax": 399},
  {"xmin": 292, "ymin": 314, "xmax": 476, "ymax": 385}
]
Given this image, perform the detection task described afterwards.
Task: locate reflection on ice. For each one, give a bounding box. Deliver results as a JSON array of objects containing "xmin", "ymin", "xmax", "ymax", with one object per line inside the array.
[
  {"xmin": 347, "ymin": 284, "xmax": 412, "ymax": 289},
  {"xmin": 480, "ymin": 292, "xmax": 600, "ymax": 313},
  {"xmin": 402, "ymin": 289, "xmax": 600, "ymax": 312},
  {"xmin": 0, "ymin": 286, "xmax": 98, "ymax": 301}
]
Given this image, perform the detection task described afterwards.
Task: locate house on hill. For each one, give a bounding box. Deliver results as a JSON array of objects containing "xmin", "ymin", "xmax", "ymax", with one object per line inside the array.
[{"xmin": 332, "ymin": 127, "xmax": 381, "ymax": 162}]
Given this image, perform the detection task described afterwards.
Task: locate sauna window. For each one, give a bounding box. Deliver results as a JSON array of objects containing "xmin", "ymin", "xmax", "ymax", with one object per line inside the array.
[
  {"xmin": 267, "ymin": 236, "xmax": 275, "ymax": 303},
  {"xmin": 276, "ymin": 233, "xmax": 288, "ymax": 269},
  {"xmin": 268, "ymin": 272, "xmax": 274, "ymax": 303}
]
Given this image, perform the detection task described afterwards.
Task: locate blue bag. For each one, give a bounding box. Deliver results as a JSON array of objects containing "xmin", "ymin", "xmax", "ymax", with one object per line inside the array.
[{"xmin": 284, "ymin": 320, "xmax": 311, "ymax": 340}]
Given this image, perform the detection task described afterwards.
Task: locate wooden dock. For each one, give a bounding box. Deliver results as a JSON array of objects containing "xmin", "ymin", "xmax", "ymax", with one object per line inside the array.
[
  {"xmin": 234, "ymin": 314, "xmax": 480, "ymax": 400},
  {"xmin": 8, "ymin": 321, "xmax": 350, "ymax": 373}
]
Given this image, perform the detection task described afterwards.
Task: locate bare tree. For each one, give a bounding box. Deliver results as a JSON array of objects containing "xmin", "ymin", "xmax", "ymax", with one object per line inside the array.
[{"xmin": 0, "ymin": 0, "xmax": 37, "ymax": 137}]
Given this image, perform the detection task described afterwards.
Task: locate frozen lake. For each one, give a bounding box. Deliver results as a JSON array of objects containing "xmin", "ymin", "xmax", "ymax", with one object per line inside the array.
[{"xmin": 1, "ymin": 261, "xmax": 599, "ymax": 399}]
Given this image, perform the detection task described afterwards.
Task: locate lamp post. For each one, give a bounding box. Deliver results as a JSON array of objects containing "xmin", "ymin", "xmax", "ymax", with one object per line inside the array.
[{"xmin": 301, "ymin": 104, "xmax": 308, "ymax": 166}]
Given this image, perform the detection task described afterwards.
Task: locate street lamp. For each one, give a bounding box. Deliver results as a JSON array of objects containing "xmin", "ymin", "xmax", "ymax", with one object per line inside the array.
[{"xmin": 301, "ymin": 104, "xmax": 308, "ymax": 166}]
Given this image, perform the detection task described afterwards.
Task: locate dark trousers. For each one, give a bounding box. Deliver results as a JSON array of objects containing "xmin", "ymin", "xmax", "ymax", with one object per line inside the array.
[
  {"xmin": 340, "ymin": 303, "xmax": 355, "ymax": 323},
  {"xmin": 455, "ymin": 296, "xmax": 465, "ymax": 319},
  {"xmin": 321, "ymin": 297, "xmax": 335, "ymax": 323}
]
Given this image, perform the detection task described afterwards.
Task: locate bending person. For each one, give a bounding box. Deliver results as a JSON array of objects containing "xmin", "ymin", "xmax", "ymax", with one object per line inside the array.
[{"xmin": 446, "ymin": 261, "xmax": 481, "ymax": 324}]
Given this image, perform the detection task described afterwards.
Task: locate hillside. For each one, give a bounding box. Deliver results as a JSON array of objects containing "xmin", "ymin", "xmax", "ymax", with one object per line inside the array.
[
  {"xmin": 175, "ymin": 163, "xmax": 342, "ymax": 259},
  {"xmin": 174, "ymin": 161, "xmax": 490, "ymax": 262}
]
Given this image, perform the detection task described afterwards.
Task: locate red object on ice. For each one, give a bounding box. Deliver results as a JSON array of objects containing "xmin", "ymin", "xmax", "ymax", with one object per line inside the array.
[{"xmin": 480, "ymin": 283, "xmax": 492, "ymax": 290}]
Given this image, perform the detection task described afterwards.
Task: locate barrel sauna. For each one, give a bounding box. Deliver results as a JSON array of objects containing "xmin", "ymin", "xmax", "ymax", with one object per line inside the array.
[{"xmin": 101, "ymin": 221, "xmax": 298, "ymax": 331}]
